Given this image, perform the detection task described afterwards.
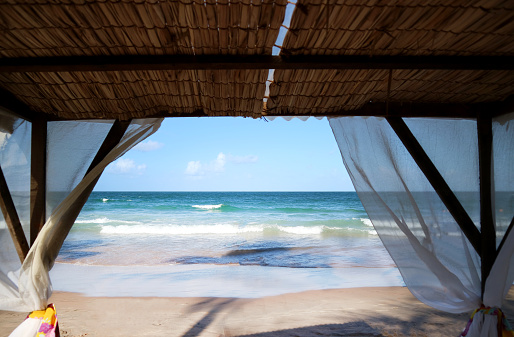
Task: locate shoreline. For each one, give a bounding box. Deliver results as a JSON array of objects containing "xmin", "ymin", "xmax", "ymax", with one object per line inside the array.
[
  {"xmin": 49, "ymin": 262, "xmax": 404, "ymax": 298},
  {"xmin": 2, "ymin": 286, "xmax": 499, "ymax": 337}
]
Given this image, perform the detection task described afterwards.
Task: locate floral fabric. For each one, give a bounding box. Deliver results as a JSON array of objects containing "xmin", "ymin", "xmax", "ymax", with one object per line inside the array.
[
  {"xmin": 460, "ymin": 306, "xmax": 514, "ymax": 337},
  {"xmin": 27, "ymin": 304, "xmax": 59, "ymax": 337}
]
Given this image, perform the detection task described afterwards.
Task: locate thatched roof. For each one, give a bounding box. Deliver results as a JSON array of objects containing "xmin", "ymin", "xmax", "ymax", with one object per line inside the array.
[{"xmin": 0, "ymin": 0, "xmax": 513, "ymax": 120}]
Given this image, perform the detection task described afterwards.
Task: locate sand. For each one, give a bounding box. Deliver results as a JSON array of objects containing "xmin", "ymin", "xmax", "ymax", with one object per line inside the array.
[{"xmin": 4, "ymin": 286, "xmax": 514, "ymax": 337}]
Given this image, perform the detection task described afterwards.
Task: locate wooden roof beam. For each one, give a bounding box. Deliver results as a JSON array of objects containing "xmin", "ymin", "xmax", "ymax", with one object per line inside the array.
[
  {"xmin": 0, "ymin": 55, "xmax": 513, "ymax": 73},
  {"xmin": 0, "ymin": 87, "xmax": 42, "ymax": 122},
  {"xmin": 117, "ymin": 100, "xmax": 512, "ymax": 120},
  {"xmin": 489, "ymin": 95, "xmax": 514, "ymax": 119},
  {"xmin": 263, "ymin": 101, "xmax": 511, "ymax": 119}
]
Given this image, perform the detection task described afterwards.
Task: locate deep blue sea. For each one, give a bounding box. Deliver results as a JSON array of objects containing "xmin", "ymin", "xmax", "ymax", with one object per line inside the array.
[{"xmin": 57, "ymin": 191, "xmax": 394, "ymax": 269}]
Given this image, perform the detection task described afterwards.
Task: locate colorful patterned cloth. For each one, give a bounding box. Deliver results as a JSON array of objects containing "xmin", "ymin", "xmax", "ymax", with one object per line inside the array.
[
  {"xmin": 27, "ymin": 304, "xmax": 59, "ymax": 337},
  {"xmin": 460, "ymin": 306, "xmax": 514, "ymax": 337}
]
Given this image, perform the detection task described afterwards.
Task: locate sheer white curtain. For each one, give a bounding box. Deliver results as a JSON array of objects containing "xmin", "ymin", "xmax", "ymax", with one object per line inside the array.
[
  {"xmin": 329, "ymin": 115, "xmax": 514, "ymax": 336},
  {"xmin": 45, "ymin": 120, "xmax": 114, "ymax": 216},
  {"xmin": 0, "ymin": 109, "xmax": 31, "ymax": 310},
  {"xmin": 0, "ymin": 113, "xmax": 163, "ymax": 314}
]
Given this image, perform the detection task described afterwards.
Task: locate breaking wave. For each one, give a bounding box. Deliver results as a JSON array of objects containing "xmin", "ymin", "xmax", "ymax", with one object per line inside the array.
[
  {"xmin": 99, "ymin": 223, "xmax": 377, "ymax": 236},
  {"xmin": 192, "ymin": 204, "xmax": 223, "ymax": 210}
]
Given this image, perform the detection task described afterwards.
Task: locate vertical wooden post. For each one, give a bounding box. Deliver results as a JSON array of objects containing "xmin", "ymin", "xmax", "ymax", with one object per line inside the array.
[
  {"xmin": 30, "ymin": 117, "xmax": 47, "ymax": 245},
  {"xmin": 477, "ymin": 113, "xmax": 496, "ymax": 298},
  {"xmin": 0, "ymin": 165, "xmax": 29, "ymax": 262}
]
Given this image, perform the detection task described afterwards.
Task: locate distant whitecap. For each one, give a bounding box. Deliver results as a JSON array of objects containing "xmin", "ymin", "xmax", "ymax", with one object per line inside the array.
[{"xmin": 192, "ymin": 204, "xmax": 223, "ymax": 210}]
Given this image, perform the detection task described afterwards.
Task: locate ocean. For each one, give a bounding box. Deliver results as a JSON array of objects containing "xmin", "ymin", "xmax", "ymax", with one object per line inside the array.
[{"xmin": 51, "ymin": 192, "xmax": 403, "ymax": 297}]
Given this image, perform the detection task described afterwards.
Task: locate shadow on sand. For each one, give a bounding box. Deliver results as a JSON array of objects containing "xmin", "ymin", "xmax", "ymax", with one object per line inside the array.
[
  {"xmin": 180, "ymin": 297, "xmax": 386, "ymax": 337},
  {"xmin": 181, "ymin": 298, "xmax": 238, "ymax": 337},
  {"xmin": 232, "ymin": 323, "xmax": 384, "ymax": 336}
]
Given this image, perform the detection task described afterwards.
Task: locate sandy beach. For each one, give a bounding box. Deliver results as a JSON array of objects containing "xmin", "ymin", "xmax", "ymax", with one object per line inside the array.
[{"xmin": 4, "ymin": 286, "xmax": 513, "ymax": 337}]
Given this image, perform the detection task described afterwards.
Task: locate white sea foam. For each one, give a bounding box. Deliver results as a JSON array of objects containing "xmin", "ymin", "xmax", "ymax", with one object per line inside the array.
[
  {"xmin": 277, "ymin": 225, "xmax": 324, "ymax": 235},
  {"xmin": 102, "ymin": 198, "xmax": 109, "ymax": 202},
  {"xmin": 76, "ymin": 217, "xmax": 110, "ymax": 224},
  {"xmin": 76, "ymin": 217, "xmax": 141, "ymax": 225},
  {"xmin": 357, "ymin": 218, "xmax": 377, "ymax": 235},
  {"xmin": 359, "ymin": 218, "xmax": 374, "ymax": 227},
  {"xmin": 97, "ymin": 223, "xmax": 376, "ymax": 236},
  {"xmin": 357, "ymin": 228, "xmax": 378, "ymax": 235},
  {"xmin": 100, "ymin": 224, "xmax": 263, "ymax": 235},
  {"xmin": 192, "ymin": 204, "xmax": 223, "ymax": 210}
]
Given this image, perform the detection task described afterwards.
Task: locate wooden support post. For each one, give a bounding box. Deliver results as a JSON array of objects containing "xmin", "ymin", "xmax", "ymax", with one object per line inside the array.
[
  {"xmin": 30, "ymin": 117, "xmax": 47, "ymax": 245},
  {"xmin": 0, "ymin": 165, "xmax": 29, "ymax": 263},
  {"xmin": 477, "ymin": 113, "xmax": 496, "ymax": 297},
  {"xmin": 386, "ymin": 117, "xmax": 482, "ymax": 256}
]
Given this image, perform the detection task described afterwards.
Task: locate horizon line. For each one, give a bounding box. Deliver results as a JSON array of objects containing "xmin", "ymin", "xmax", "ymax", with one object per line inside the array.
[{"xmin": 92, "ymin": 190, "xmax": 356, "ymax": 193}]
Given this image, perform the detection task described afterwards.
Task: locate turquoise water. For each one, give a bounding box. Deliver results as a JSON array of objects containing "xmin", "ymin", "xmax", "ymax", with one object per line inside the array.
[{"xmin": 57, "ymin": 192, "xmax": 395, "ymax": 269}]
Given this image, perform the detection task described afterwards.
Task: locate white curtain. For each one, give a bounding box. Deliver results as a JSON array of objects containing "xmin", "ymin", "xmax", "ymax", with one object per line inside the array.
[
  {"xmin": 0, "ymin": 110, "xmax": 31, "ymax": 310},
  {"xmin": 329, "ymin": 115, "xmax": 514, "ymax": 336},
  {"xmin": 45, "ymin": 120, "xmax": 114, "ymax": 216},
  {"xmin": 0, "ymin": 112, "xmax": 163, "ymax": 313}
]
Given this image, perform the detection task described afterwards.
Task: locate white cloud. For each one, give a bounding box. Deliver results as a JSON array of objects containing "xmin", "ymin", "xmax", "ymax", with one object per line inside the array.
[
  {"xmin": 185, "ymin": 161, "xmax": 202, "ymax": 176},
  {"xmin": 133, "ymin": 140, "xmax": 164, "ymax": 152},
  {"xmin": 212, "ymin": 152, "xmax": 226, "ymax": 172},
  {"xmin": 107, "ymin": 158, "xmax": 146, "ymax": 175},
  {"xmin": 184, "ymin": 152, "xmax": 258, "ymax": 178}
]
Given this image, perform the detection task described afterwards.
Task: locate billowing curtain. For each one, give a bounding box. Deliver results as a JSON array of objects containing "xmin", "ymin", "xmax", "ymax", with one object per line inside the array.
[
  {"xmin": 329, "ymin": 114, "xmax": 514, "ymax": 336},
  {"xmin": 0, "ymin": 110, "xmax": 162, "ymax": 318},
  {"xmin": 0, "ymin": 110, "xmax": 31, "ymax": 310}
]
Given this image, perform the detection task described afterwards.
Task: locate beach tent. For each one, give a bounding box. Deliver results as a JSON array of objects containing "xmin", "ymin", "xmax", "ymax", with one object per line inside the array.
[{"xmin": 0, "ymin": 0, "xmax": 513, "ymax": 336}]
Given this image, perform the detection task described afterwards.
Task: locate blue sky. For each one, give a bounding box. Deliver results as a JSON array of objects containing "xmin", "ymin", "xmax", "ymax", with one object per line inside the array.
[
  {"xmin": 95, "ymin": 117, "xmax": 355, "ymax": 191},
  {"xmin": 95, "ymin": 2, "xmax": 353, "ymax": 192}
]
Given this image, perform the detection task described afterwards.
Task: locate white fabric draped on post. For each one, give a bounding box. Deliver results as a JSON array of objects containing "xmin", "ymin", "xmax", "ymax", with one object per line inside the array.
[
  {"xmin": 329, "ymin": 115, "xmax": 514, "ymax": 337},
  {"xmin": 0, "ymin": 111, "xmax": 162, "ymax": 334}
]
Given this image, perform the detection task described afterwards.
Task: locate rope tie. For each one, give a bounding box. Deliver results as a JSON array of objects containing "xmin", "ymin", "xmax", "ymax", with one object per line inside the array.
[
  {"xmin": 27, "ymin": 303, "xmax": 59, "ymax": 337},
  {"xmin": 460, "ymin": 305, "xmax": 514, "ymax": 337}
]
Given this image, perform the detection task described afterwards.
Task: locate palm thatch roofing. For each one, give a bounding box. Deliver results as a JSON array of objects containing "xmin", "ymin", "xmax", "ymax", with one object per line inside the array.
[{"xmin": 0, "ymin": 0, "xmax": 513, "ymax": 121}]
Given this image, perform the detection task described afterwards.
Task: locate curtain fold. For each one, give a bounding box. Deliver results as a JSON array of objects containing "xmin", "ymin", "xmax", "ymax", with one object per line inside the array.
[
  {"xmin": 330, "ymin": 115, "xmax": 513, "ymax": 336},
  {"xmin": 0, "ymin": 115, "xmax": 163, "ymax": 314}
]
